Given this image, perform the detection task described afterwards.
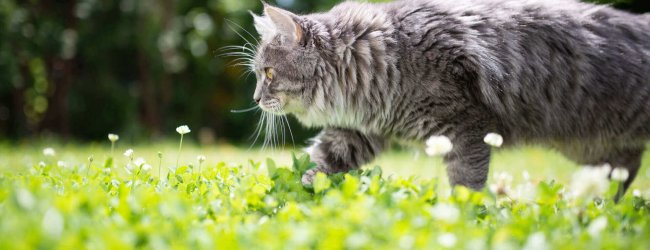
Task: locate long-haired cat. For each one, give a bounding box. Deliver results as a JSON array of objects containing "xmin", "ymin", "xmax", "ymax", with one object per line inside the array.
[{"xmin": 244, "ymin": 0, "xmax": 650, "ymax": 199}]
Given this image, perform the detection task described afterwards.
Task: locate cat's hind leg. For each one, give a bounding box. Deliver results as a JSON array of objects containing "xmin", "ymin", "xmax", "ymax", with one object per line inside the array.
[
  {"xmin": 301, "ymin": 128, "xmax": 386, "ymax": 185},
  {"xmin": 604, "ymin": 146, "xmax": 644, "ymax": 201},
  {"xmin": 558, "ymin": 143, "xmax": 644, "ymax": 201}
]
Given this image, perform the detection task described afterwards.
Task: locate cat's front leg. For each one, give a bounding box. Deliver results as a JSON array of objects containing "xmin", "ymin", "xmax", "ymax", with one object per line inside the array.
[
  {"xmin": 301, "ymin": 128, "xmax": 386, "ymax": 185},
  {"xmin": 443, "ymin": 129, "xmax": 492, "ymax": 190}
]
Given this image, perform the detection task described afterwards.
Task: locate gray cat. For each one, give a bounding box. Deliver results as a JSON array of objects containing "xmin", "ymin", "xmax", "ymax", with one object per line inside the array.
[{"xmin": 246, "ymin": 0, "xmax": 650, "ymax": 199}]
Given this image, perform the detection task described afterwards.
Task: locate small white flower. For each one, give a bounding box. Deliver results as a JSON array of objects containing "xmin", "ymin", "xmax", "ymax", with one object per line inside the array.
[
  {"xmin": 587, "ymin": 216, "xmax": 608, "ymax": 237},
  {"xmin": 133, "ymin": 157, "xmax": 146, "ymax": 167},
  {"xmin": 425, "ymin": 135, "xmax": 453, "ymax": 156},
  {"xmin": 108, "ymin": 133, "xmax": 119, "ymax": 142},
  {"xmin": 43, "ymin": 148, "xmax": 56, "ymax": 157},
  {"xmin": 141, "ymin": 164, "xmax": 152, "ymax": 172},
  {"xmin": 123, "ymin": 149, "xmax": 134, "ymax": 158},
  {"xmin": 125, "ymin": 163, "xmax": 136, "ymax": 174},
  {"xmin": 611, "ymin": 167, "xmax": 629, "ymax": 182},
  {"xmin": 489, "ymin": 172, "xmax": 513, "ymax": 196},
  {"xmin": 103, "ymin": 168, "xmax": 112, "ymax": 175},
  {"xmin": 523, "ymin": 232, "xmax": 549, "ymax": 250},
  {"xmin": 16, "ymin": 189, "xmax": 36, "ymax": 210},
  {"xmin": 391, "ymin": 188, "xmax": 409, "ymax": 202},
  {"xmin": 429, "ymin": 203, "xmax": 460, "ymax": 223},
  {"xmin": 42, "ymin": 208, "xmax": 64, "ymax": 239},
  {"xmin": 346, "ymin": 232, "xmax": 370, "ymax": 249},
  {"xmin": 513, "ymin": 182, "xmax": 538, "ymax": 202},
  {"xmin": 399, "ymin": 235, "xmax": 415, "ymax": 249},
  {"xmin": 570, "ymin": 164, "xmax": 611, "ymax": 199},
  {"xmin": 483, "ymin": 133, "xmax": 503, "ymax": 147},
  {"xmin": 176, "ymin": 125, "xmax": 191, "ymax": 135},
  {"xmin": 57, "ymin": 161, "xmax": 66, "ymax": 168},
  {"xmin": 632, "ymin": 189, "xmax": 641, "ymax": 197},
  {"xmin": 38, "ymin": 161, "xmax": 46, "ymax": 168},
  {"xmin": 437, "ymin": 233, "xmax": 457, "ymax": 248},
  {"xmin": 197, "ymin": 155, "xmax": 206, "ymax": 163}
]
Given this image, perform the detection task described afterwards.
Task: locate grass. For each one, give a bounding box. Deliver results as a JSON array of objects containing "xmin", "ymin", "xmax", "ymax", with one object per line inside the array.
[{"xmin": 0, "ymin": 141, "xmax": 649, "ymax": 249}]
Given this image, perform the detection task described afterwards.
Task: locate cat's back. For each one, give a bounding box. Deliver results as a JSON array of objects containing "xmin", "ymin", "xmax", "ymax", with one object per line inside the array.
[{"xmin": 377, "ymin": 0, "xmax": 650, "ymax": 140}]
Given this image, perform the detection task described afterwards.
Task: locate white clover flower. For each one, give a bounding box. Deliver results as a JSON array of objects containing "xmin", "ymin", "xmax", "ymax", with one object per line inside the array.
[
  {"xmin": 483, "ymin": 132, "xmax": 503, "ymax": 147},
  {"xmin": 587, "ymin": 216, "xmax": 608, "ymax": 237},
  {"xmin": 425, "ymin": 135, "xmax": 453, "ymax": 156},
  {"xmin": 123, "ymin": 149, "xmax": 134, "ymax": 158},
  {"xmin": 391, "ymin": 188, "xmax": 409, "ymax": 202},
  {"xmin": 489, "ymin": 172, "xmax": 513, "ymax": 196},
  {"xmin": 399, "ymin": 235, "xmax": 415, "ymax": 249},
  {"xmin": 125, "ymin": 163, "xmax": 136, "ymax": 174},
  {"xmin": 43, "ymin": 148, "xmax": 56, "ymax": 157},
  {"xmin": 133, "ymin": 157, "xmax": 146, "ymax": 167},
  {"xmin": 513, "ymin": 182, "xmax": 538, "ymax": 202},
  {"xmin": 437, "ymin": 233, "xmax": 457, "ymax": 248},
  {"xmin": 570, "ymin": 164, "xmax": 611, "ymax": 199},
  {"xmin": 108, "ymin": 133, "xmax": 119, "ymax": 142},
  {"xmin": 176, "ymin": 125, "xmax": 191, "ymax": 135},
  {"xmin": 42, "ymin": 208, "xmax": 64, "ymax": 239},
  {"xmin": 16, "ymin": 189, "xmax": 36, "ymax": 210},
  {"xmin": 523, "ymin": 232, "xmax": 549, "ymax": 250},
  {"xmin": 197, "ymin": 155, "xmax": 206, "ymax": 163},
  {"xmin": 141, "ymin": 164, "xmax": 152, "ymax": 172},
  {"xmin": 346, "ymin": 232, "xmax": 370, "ymax": 249},
  {"xmin": 611, "ymin": 167, "xmax": 629, "ymax": 182},
  {"xmin": 429, "ymin": 203, "xmax": 460, "ymax": 223}
]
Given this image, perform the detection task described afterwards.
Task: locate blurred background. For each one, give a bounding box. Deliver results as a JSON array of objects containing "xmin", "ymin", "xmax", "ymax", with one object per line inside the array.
[{"xmin": 0, "ymin": 0, "xmax": 648, "ymax": 145}]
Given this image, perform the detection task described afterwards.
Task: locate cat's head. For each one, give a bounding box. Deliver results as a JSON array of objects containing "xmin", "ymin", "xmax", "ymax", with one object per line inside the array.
[{"xmin": 249, "ymin": 4, "xmax": 333, "ymax": 120}]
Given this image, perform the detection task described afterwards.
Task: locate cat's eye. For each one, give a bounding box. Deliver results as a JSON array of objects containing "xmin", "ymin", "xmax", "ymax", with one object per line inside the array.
[{"xmin": 264, "ymin": 67, "xmax": 274, "ymax": 81}]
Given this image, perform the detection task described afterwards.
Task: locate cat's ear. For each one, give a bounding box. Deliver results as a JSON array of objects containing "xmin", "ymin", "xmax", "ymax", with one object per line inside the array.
[
  {"xmin": 263, "ymin": 4, "xmax": 303, "ymax": 44},
  {"xmin": 250, "ymin": 11, "xmax": 276, "ymax": 42}
]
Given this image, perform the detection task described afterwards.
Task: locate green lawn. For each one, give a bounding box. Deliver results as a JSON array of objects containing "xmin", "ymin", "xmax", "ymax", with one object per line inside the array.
[
  {"xmin": 3, "ymin": 141, "xmax": 649, "ymax": 190},
  {"xmin": 1, "ymin": 141, "xmax": 649, "ymax": 249}
]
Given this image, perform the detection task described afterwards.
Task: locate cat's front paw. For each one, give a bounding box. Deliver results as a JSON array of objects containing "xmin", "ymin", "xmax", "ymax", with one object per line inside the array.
[{"xmin": 301, "ymin": 167, "xmax": 330, "ymax": 186}]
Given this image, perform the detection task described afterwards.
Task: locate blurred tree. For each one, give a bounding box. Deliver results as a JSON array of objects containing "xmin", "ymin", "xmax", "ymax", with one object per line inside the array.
[{"xmin": 0, "ymin": 0, "xmax": 647, "ymax": 143}]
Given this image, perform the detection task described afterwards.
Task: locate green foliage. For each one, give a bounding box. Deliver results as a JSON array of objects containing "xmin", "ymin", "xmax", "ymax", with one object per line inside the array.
[{"xmin": 1, "ymin": 148, "xmax": 649, "ymax": 249}]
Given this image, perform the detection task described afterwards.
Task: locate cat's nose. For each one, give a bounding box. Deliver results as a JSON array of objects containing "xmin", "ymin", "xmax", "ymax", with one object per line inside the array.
[{"xmin": 254, "ymin": 97, "xmax": 261, "ymax": 104}]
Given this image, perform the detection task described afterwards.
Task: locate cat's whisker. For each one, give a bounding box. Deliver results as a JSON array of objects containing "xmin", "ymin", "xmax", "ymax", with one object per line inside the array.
[
  {"xmin": 218, "ymin": 45, "xmax": 256, "ymax": 54},
  {"xmin": 272, "ymin": 112, "xmax": 279, "ymax": 150},
  {"xmin": 230, "ymin": 106, "xmax": 259, "ymax": 113},
  {"xmin": 218, "ymin": 50, "xmax": 254, "ymax": 56},
  {"xmin": 262, "ymin": 112, "xmax": 270, "ymax": 151},
  {"xmin": 275, "ymin": 106, "xmax": 286, "ymax": 147},
  {"xmin": 249, "ymin": 111, "xmax": 266, "ymax": 151},
  {"xmin": 219, "ymin": 53, "xmax": 254, "ymax": 61},
  {"xmin": 272, "ymin": 113, "xmax": 278, "ymax": 150},
  {"xmin": 266, "ymin": 112, "xmax": 275, "ymax": 151},
  {"xmin": 224, "ymin": 19, "xmax": 259, "ymax": 45},
  {"xmin": 280, "ymin": 107, "xmax": 295, "ymax": 148}
]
